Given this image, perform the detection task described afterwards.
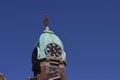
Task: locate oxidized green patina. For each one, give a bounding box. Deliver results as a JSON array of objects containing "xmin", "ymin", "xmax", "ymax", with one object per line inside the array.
[{"xmin": 34, "ymin": 27, "xmax": 66, "ymax": 62}]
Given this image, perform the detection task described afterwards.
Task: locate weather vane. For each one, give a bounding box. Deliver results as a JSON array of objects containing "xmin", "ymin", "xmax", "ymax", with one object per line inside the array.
[{"xmin": 43, "ymin": 16, "xmax": 49, "ymax": 27}]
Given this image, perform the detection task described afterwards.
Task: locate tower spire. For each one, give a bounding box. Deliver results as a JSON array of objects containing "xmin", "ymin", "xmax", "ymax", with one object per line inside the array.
[
  {"xmin": 30, "ymin": 16, "xmax": 67, "ymax": 80},
  {"xmin": 43, "ymin": 16, "xmax": 49, "ymax": 27}
]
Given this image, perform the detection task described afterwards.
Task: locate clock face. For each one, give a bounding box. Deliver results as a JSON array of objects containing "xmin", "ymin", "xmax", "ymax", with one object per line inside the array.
[{"xmin": 46, "ymin": 43, "xmax": 62, "ymax": 57}]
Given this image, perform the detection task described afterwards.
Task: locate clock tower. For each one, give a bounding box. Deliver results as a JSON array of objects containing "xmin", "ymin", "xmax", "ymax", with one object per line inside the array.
[{"xmin": 29, "ymin": 16, "xmax": 67, "ymax": 80}]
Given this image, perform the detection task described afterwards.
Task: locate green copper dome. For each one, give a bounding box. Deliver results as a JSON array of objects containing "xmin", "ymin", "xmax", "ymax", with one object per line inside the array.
[{"xmin": 34, "ymin": 27, "xmax": 66, "ymax": 62}]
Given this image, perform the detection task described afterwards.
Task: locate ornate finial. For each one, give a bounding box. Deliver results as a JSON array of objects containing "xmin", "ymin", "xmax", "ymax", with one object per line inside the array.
[{"xmin": 43, "ymin": 16, "xmax": 49, "ymax": 27}]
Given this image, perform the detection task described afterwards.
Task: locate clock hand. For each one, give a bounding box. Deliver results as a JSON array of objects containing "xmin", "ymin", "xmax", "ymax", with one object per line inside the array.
[
  {"xmin": 53, "ymin": 48, "xmax": 57, "ymax": 53},
  {"xmin": 56, "ymin": 53, "xmax": 60, "ymax": 56}
]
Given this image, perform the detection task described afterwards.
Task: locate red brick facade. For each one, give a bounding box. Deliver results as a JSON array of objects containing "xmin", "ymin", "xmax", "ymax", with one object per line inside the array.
[
  {"xmin": 29, "ymin": 58, "xmax": 66, "ymax": 80},
  {"xmin": 0, "ymin": 73, "xmax": 6, "ymax": 80}
]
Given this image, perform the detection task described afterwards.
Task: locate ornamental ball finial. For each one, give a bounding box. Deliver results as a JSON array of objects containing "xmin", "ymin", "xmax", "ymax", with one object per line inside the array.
[{"xmin": 43, "ymin": 16, "xmax": 49, "ymax": 27}]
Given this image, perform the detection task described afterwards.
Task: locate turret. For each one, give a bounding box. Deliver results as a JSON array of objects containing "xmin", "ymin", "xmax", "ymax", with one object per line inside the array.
[{"xmin": 30, "ymin": 16, "xmax": 67, "ymax": 80}]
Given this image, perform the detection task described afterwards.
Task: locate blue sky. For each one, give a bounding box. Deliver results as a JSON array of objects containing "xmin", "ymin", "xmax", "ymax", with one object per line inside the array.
[{"xmin": 0, "ymin": 0, "xmax": 120, "ymax": 80}]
